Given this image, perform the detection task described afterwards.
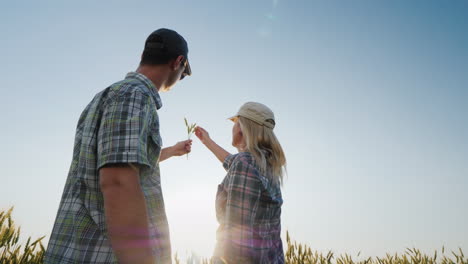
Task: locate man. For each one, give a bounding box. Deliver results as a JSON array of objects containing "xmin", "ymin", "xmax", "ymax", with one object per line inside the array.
[{"xmin": 45, "ymin": 28, "xmax": 192, "ymax": 264}]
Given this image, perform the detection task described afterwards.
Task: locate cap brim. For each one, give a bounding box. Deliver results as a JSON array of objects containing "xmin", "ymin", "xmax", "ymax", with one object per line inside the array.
[
  {"xmin": 228, "ymin": 115, "xmax": 239, "ymax": 122},
  {"xmin": 184, "ymin": 59, "xmax": 192, "ymax": 76}
]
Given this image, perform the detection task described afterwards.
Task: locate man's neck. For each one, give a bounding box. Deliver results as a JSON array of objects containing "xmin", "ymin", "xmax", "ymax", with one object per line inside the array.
[{"xmin": 136, "ymin": 65, "xmax": 169, "ymax": 91}]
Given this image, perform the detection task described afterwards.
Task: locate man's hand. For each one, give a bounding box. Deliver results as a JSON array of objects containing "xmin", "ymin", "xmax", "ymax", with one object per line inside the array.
[
  {"xmin": 159, "ymin": 139, "xmax": 192, "ymax": 162},
  {"xmin": 171, "ymin": 139, "xmax": 193, "ymax": 156}
]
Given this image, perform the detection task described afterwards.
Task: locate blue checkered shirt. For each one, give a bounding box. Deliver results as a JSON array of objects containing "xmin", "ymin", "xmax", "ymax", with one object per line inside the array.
[{"xmin": 44, "ymin": 72, "xmax": 172, "ymax": 263}]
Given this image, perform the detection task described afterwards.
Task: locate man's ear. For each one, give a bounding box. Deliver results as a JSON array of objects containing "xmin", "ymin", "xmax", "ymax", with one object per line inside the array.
[{"xmin": 174, "ymin": 55, "xmax": 184, "ymax": 69}]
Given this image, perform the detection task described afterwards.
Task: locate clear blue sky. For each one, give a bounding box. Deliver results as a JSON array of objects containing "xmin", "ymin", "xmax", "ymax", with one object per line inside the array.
[{"xmin": 1, "ymin": 0, "xmax": 467, "ymax": 260}]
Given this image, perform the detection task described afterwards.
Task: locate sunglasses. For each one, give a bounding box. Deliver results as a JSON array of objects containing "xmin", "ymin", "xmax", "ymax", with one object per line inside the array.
[{"xmin": 180, "ymin": 59, "xmax": 189, "ymax": 80}]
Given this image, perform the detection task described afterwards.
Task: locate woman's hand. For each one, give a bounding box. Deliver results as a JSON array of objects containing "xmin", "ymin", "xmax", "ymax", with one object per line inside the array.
[
  {"xmin": 195, "ymin": 126, "xmax": 231, "ymax": 163},
  {"xmin": 195, "ymin": 126, "xmax": 212, "ymax": 145}
]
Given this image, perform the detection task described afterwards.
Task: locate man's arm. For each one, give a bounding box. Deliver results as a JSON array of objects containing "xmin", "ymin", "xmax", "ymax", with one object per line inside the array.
[
  {"xmin": 100, "ymin": 164, "xmax": 155, "ymax": 264},
  {"xmin": 159, "ymin": 139, "xmax": 192, "ymax": 162}
]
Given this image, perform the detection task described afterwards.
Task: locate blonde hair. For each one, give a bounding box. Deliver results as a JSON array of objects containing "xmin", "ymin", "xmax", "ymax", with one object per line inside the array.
[{"xmin": 238, "ymin": 116, "xmax": 287, "ymax": 185}]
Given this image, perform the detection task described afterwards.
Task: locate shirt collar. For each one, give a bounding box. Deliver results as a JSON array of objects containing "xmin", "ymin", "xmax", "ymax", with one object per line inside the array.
[{"xmin": 125, "ymin": 72, "xmax": 163, "ymax": 110}]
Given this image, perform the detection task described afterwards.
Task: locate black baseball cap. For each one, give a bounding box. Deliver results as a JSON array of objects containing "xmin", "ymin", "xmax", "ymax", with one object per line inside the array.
[{"xmin": 144, "ymin": 28, "xmax": 192, "ymax": 77}]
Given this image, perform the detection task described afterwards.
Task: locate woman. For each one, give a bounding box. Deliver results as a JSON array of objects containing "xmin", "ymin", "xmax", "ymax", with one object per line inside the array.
[{"xmin": 195, "ymin": 102, "xmax": 287, "ymax": 264}]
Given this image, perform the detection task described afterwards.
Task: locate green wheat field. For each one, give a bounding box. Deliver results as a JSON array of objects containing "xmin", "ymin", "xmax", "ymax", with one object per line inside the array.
[{"xmin": 1, "ymin": 208, "xmax": 466, "ymax": 264}]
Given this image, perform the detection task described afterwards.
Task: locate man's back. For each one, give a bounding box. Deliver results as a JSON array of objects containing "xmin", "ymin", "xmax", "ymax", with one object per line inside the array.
[{"xmin": 44, "ymin": 72, "xmax": 172, "ymax": 263}]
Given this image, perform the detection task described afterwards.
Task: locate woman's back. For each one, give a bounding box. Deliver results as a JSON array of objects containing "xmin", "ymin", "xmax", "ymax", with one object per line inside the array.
[{"xmin": 215, "ymin": 152, "xmax": 284, "ymax": 264}]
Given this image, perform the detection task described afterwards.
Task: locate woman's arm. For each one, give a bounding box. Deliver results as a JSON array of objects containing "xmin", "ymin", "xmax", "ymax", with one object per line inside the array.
[{"xmin": 195, "ymin": 126, "xmax": 231, "ymax": 163}]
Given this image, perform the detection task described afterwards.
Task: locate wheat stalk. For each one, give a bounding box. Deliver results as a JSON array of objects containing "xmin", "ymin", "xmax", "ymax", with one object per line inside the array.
[{"xmin": 184, "ymin": 117, "xmax": 196, "ymax": 159}]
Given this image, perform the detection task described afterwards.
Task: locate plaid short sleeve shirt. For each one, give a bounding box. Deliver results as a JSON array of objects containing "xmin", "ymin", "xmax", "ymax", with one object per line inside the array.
[
  {"xmin": 44, "ymin": 72, "xmax": 172, "ymax": 263},
  {"xmin": 214, "ymin": 152, "xmax": 284, "ymax": 264}
]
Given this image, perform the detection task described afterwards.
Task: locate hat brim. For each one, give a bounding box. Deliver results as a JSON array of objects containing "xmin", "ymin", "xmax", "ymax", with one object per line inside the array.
[{"xmin": 228, "ymin": 115, "xmax": 239, "ymax": 122}]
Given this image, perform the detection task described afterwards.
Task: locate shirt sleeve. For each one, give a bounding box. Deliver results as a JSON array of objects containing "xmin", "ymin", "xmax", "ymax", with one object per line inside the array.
[
  {"xmin": 221, "ymin": 155, "xmax": 263, "ymax": 262},
  {"xmin": 97, "ymin": 91, "xmax": 155, "ymax": 169},
  {"xmin": 222, "ymin": 154, "xmax": 237, "ymax": 171}
]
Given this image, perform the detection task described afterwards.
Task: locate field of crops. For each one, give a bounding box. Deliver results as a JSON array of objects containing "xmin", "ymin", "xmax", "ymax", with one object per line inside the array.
[{"xmin": 2, "ymin": 208, "xmax": 466, "ymax": 264}]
